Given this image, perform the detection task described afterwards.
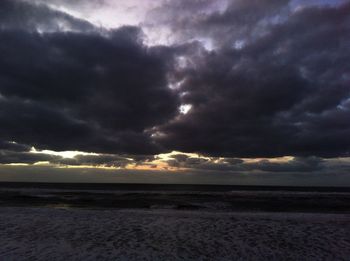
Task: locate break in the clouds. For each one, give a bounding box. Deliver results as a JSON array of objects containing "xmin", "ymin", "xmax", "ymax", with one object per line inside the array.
[{"xmin": 0, "ymin": 0, "xmax": 350, "ymax": 184}]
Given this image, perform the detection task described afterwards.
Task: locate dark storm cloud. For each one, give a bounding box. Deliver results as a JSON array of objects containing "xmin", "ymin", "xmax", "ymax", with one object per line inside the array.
[
  {"xmin": 0, "ymin": 147, "xmax": 149, "ymax": 167},
  {"xmin": 0, "ymin": 1, "xmax": 180, "ymax": 155},
  {"xmin": 146, "ymin": 0, "xmax": 291, "ymax": 48},
  {"xmin": 0, "ymin": 141, "xmax": 31, "ymax": 152},
  {"xmin": 170, "ymin": 153, "xmax": 190, "ymax": 162},
  {"xmin": 32, "ymin": 0, "xmax": 106, "ymax": 8},
  {"xmin": 166, "ymin": 154, "xmax": 324, "ymax": 173},
  {"xmin": 155, "ymin": 2, "xmax": 350, "ymax": 158},
  {"xmin": 248, "ymin": 157, "xmax": 324, "ymax": 173},
  {"xmin": 0, "ymin": 0, "xmax": 349, "ymax": 165},
  {"xmin": 52, "ymin": 154, "xmax": 132, "ymax": 167},
  {"xmin": 0, "ymin": 0, "xmax": 94, "ymax": 32},
  {"xmin": 0, "ymin": 150, "xmax": 61, "ymax": 164}
]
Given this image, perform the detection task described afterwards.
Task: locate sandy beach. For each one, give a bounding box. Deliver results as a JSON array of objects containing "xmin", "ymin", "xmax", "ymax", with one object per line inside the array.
[{"xmin": 0, "ymin": 207, "xmax": 349, "ymax": 260}]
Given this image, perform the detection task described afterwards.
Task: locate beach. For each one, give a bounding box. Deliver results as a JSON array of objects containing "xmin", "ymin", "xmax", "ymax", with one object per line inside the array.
[
  {"xmin": 0, "ymin": 184, "xmax": 349, "ymax": 260},
  {"xmin": 0, "ymin": 207, "xmax": 349, "ymax": 260}
]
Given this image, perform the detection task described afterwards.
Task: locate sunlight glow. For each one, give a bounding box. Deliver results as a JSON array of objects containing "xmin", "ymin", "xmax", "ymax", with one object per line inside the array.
[
  {"xmin": 30, "ymin": 147, "xmax": 99, "ymax": 159},
  {"xmin": 46, "ymin": 4, "xmax": 86, "ymax": 23},
  {"xmin": 179, "ymin": 104, "xmax": 192, "ymax": 114},
  {"xmin": 242, "ymin": 156, "xmax": 295, "ymax": 163},
  {"xmin": 168, "ymin": 79, "xmax": 185, "ymax": 90},
  {"xmin": 5, "ymin": 163, "xmax": 29, "ymax": 166}
]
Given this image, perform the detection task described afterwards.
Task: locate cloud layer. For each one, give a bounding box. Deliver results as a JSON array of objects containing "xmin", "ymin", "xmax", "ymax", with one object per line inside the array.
[
  {"xmin": 0, "ymin": 0, "xmax": 349, "ymax": 183},
  {"xmin": 154, "ymin": 1, "xmax": 350, "ymax": 158},
  {"xmin": 0, "ymin": 0, "xmax": 181, "ymax": 155}
]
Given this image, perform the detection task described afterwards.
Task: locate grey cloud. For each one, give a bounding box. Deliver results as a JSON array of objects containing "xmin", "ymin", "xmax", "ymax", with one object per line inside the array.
[
  {"xmin": 166, "ymin": 154, "xmax": 324, "ymax": 173},
  {"xmin": 0, "ymin": 0, "xmax": 349, "ymax": 175},
  {"xmin": 0, "ymin": 141, "xmax": 31, "ymax": 152},
  {"xmin": 0, "ymin": 9, "xmax": 179, "ymax": 155},
  {"xmin": 0, "ymin": 0, "xmax": 95, "ymax": 32},
  {"xmin": 248, "ymin": 157, "xmax": 324, "ymax": 172},
  {"xmin": 146, "ymin": 0, "xmax": 291, "ymax": 48},
  {"xmin": 155, "ymin": 2, "xmax": 350, "ymax": 158},
  {"xmin": 0, "ymin": 150, "xmax": 61, "ymax": 164},
  {"xmin": 170, "ymin": 154, "xmax": 190, "ymax": 162},
  {"xmin": 52, "ymin": 154, "xmax": 132, "ymax": 167}
]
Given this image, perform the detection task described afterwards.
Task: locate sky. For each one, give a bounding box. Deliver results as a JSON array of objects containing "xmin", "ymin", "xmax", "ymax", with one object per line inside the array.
[{"xmin": 0, "ymin": 0, "xmax": 349, "ymax": 185}]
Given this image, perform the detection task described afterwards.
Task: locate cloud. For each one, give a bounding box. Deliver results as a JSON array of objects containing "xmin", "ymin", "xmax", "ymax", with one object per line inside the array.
[
  {"xmin": 155, "ymin": 2, "xmax": 350, "ymax": 158},
  {"xmin": 0, "ymin": 0, "xmax": 95, "ymax": 32},
  {"xmin": 165, "ymin": 153, "xmax": 324, "ymax": 173},
  {"xmin": 0, "ymin": 141, "xmax": 31, "ymax": 152},
  {"xmin": 145, "ymin": 0, "xmax": 291, "ymax": 47},
  {"xmin": 1, "ymin": 161, "xmax": 350, "ymax": 185},
  {"xmin": 0, "ymin": 150, "xmax": 61, "ymax": 164},
  {"xmin": 52, "ymin": 154, "xmax": 132, "ymax": 167},
  {"xmin": 247, "ymin": 157, "xmax": 324, "ymax": 172},
  {"xmin": 0, "ymin": 2, "xmax": 180, "ymax": 155},
  {"xmin": 0, "ymin": 0, "xmax": 349, "ymax": 184}
]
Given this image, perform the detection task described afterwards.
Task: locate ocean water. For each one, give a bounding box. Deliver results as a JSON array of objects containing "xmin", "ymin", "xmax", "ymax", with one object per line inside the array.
[
  {"xmin": 0, "ymin": 182, "xmax": 349, "ymax": 260},
  {"xmin": 1, "ymin": 182, "xmax": 350, "ymax": 192},
  {"xmin": 0, "ymin": 182, "xmax": 349, "ymax": 212}
]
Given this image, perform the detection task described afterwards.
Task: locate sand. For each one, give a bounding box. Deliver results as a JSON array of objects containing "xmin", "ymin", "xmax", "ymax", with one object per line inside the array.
[{"xmin": 0, "ymin": 207, "xmax": 349, "ymax": 260}]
